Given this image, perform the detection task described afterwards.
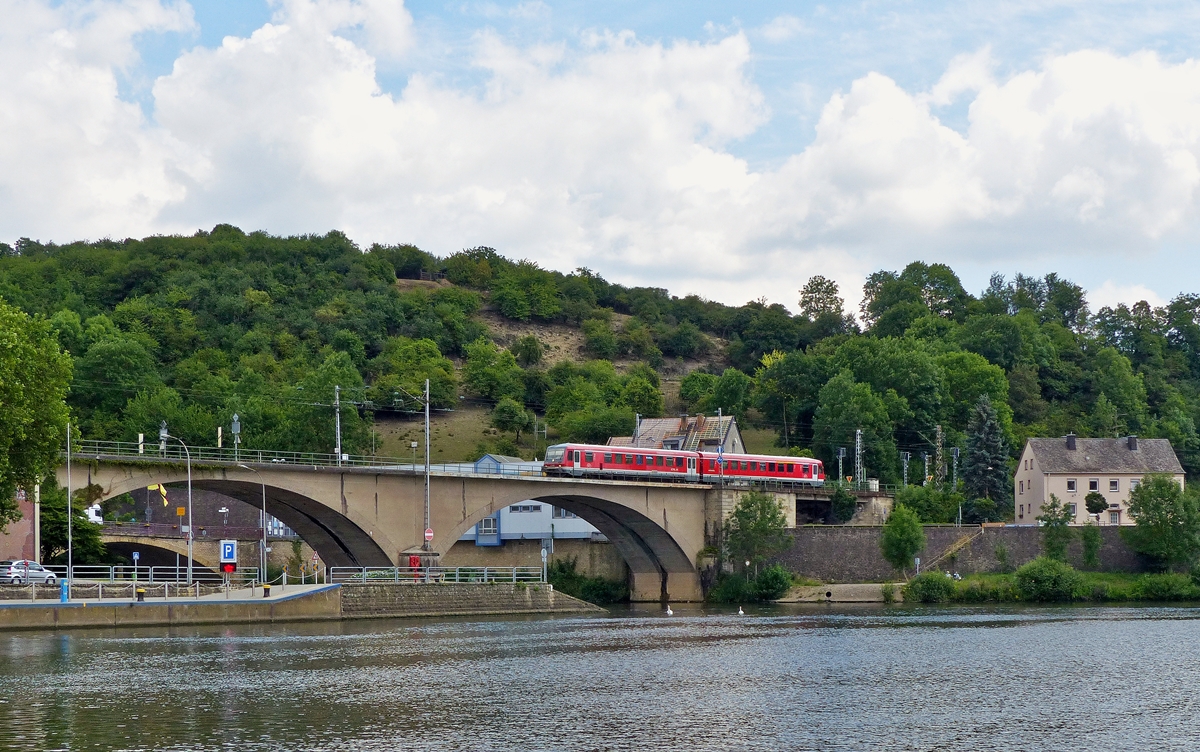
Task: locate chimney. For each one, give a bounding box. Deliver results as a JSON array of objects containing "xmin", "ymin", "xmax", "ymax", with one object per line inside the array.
[
  {"xmin": 1065, "ymin": 434, "xmax": 1076, "ymax": 451},
  {"xmin": 1128, "ymin": 435, "xmax": 1138, "ymax": 451}
]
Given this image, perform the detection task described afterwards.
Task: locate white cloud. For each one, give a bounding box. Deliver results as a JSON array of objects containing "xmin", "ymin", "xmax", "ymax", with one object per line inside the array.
[
  {"xmin": 7, "ymin": 3, "xmax": 1200, "ymax": 311},
  {"xmin": 758, "ymin": 15, "xmax": 805, "ymax": 43},
  {"xmin": 1089, "ymin": 280, "xmax": 1168, "ymax": 310}
]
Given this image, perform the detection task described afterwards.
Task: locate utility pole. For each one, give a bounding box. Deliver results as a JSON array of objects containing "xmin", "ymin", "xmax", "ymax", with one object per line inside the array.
[
  {"xmin": 423, "ymin": 378, "xmax": 431, "ymax": 553},
  {"xmin": 900, "ymin": 451, "xmax": 910, "ymax": 488},
  {"xmin": 66, "ymin": 422, "xmax": 72, "ymax": 592},
  {"xmin": 837, "ymin": 447, "xmax": 846, "ymax": 486},
  {"xmin": 935, "ymin": 424, "xmax": 946, "ymax": 489},
  {"xmin": 334, "ymin": 385, "xmax": 343, "ymax": 466},
  {"xmin": 952, "ymin": 447, "xmax": 960, "ymax": 490},
  {"xmin": 634, "ymin": 413, "xmax": 640, "ymax": 447},
  {"xmin": 717, "ymin": 408, "xmax": 724, "ymax": 487},
  {"xmin": 923, "ymin": 452, "xmax": 930, "ymax": 486},
  {"xmin": 33, "ymin": 483, "xmax": 40, "ymax": 564},
  {"xmin": 854, "ymin": 429, "xmax": 864, "ymax": 489}
]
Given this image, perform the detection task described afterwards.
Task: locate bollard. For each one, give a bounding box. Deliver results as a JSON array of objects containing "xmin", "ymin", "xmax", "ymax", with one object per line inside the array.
[
  {"xmin": 136, "ymin": 588, "xmax": 145, "ymax": 602},
  {"xmin": 263, "ymin": 583, "xmax": 271, "ymax": 599},
  {"xmin": 59, "ymin": 578, "xmax": 68, "ymax": 604}
]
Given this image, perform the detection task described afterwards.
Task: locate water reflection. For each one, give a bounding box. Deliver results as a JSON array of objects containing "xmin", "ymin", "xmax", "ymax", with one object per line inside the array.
[{"xmin": 1, "ymin": 605, "xmax": 1199, "ymax": 750}]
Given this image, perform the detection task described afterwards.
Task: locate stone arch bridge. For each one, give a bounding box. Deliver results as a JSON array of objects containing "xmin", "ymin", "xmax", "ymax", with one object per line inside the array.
[{"xmin": 59, "ymin": 452, "xmax": 887, "ymax": 601}]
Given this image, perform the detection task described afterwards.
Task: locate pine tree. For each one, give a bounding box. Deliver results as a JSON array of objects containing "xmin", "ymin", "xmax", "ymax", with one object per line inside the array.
[{"xmin": 963, "ymin": 395, "xmax": 1009, "ymax": 515}]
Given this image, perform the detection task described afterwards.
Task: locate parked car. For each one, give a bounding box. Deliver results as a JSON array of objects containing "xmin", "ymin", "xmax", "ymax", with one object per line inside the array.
[{"xmin": 0, "ymin": 560, "xmax": 57, "ymax": 585}]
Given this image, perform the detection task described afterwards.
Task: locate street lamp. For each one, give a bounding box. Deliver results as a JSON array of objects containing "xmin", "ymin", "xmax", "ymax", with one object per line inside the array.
[
  {"xmin": 160, "ymin": 421, "xmax": 194, "ymax": 584},
  {"xmin": 231, "ymin": 413, "xmax": 241, "ymax": 462},
  {"xmin": 237, "ymin": 463, "xmax": 268, "ymax": 583}
]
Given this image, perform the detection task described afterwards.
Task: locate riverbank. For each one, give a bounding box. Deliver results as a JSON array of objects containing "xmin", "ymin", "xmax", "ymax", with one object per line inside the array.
[
  {"xmin": 0, "ymin": 582, "xmax": 602, "ymax": 631},
  {"xmin": 904, "ymin": 560, "xmax": 1200, "ymax": 603}
]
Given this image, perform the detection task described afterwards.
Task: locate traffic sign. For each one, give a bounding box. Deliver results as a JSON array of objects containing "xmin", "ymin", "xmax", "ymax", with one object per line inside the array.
[
  {"xmin": 176, "ymin": 506, "xmax": 186, "ymax": 517},
  {"xmin": 424, "ymin": 528, "xmax": 434, "ymax": 541},
  {"xmin": 132, "ymin": 551, "xmax": 140, "ymax": 563},
  {"xmin": 220, "ymin": 540, "xmax": 237, "ymax": 563},
  {"xmin": 310, "ymin": 553, "xmax": 319, "ymax": 564}
]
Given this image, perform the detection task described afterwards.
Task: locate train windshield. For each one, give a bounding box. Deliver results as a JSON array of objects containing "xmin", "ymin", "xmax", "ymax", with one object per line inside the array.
[{"xmin": 545, "ymin": 446, "xmax": 566, "ymax": 463}]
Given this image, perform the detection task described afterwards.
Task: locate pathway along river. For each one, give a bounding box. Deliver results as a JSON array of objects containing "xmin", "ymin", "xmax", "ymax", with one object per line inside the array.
[{"xmin": 1, "ymin": 604, "xmax": 1199, "ymax": 751}]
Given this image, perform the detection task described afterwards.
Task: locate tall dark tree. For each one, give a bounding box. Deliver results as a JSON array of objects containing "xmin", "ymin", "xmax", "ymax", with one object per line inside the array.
[{"xmin": 962, "ymin": 395, "xmax": 1009, "ymax": 512}]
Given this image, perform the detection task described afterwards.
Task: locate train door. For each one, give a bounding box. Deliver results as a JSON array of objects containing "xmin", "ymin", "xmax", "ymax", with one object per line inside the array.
[
  {"xmin": 573, "ymin": 450, "xmax": 581, "ymax": 476},
  {"xmin": 686, "ymin": 456, "xmax": 697, "ymax": 480}
]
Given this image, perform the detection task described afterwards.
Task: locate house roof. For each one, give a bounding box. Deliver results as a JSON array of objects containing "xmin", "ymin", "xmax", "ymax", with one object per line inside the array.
[
  {"xmin": 1025, "ymin": 438, "xmax": 1184, "ymax": 475},
  {"xmin": 608, "ymin": 414, "xmax": 737, "ymax": 450},
  {"xmin": 474, "ymin": 454, "xmax": 527, "ymax": 465}
]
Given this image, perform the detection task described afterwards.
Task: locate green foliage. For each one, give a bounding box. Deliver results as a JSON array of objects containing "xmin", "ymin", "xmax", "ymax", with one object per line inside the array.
[
  {"xmin": 463, "ymin": 338, "xmax": 524, "ymax": 401},
  {"xmin": 753, "ymin": 564, "xmax": 793, "ymax": 600},
  {"xmin": 510, "ymin": 335, "xmax": 544, "ymax": 367},
  {"xmin": 880, "ymin": 504, "xmax": 925, "ymax": 573},
  {"xmin": 1037, "ymin": 494, "xmax": 1075, "ymax": 561},
  {"xmin": 582, "ymin": 318, "xmax": 618, "ymax": 359},
  {"xmin": 880, "ymin": 582, "xmax": 896, "ymax": 603},
  {"xmin": 813, "ymin": 370, "xmax": 897, "ymax": 483},
  {"xmin": 1014, "ymin": 557, "xmax": 1085, "ymax": 602},
  {"xmin": 547, "ymin": 558, "xmax": 628, "ymax": 604},
  {"xmin": 962, "ymin": 396, "xmax": 1009, "ymax": 514},
  {"xmin": 0, "ymin": 300, "xmax": 72, "ymax": 528},
  {"xmin": 1085, "ymin": 491, "xmax": 1108, "ymax": 516},
  {"xmin": 994, "ymin": 543, "xmax": 1011, "ymax": 573},
  {"xmin": 490, "ymin": 397, "xmax": 533, "ymax": 441},
  {"xmin": 707, "ymin": 565, "xmax": 794, "ymax": 603},
  {"xmin": 903, "ymin": 572, "xmax": 956, "ymax": 603},
  {"xmin": 1081, "ymin": 523, "xmax": 1103, "ymax": 569},
  {"xmin": 1122, "ymin": 473, "xmax": 1200, "ymax": 571},
  {"xmin": 39, "ymin": 479, "xmax": 107, "ymax": 565},
  {"xmin": 894, "ymin": 484, "xmax": 964, "ymax": 524},
  {"xmin": 829, "ymin": 485, "xmax": 857, "ymax": 523},
  {"xmin": 723, "ymin": 491, "xmax": 794, "ymax": 569}
]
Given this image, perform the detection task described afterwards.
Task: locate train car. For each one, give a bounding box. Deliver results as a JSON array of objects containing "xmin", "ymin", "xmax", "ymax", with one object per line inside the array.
[
  {"xmin": 543, "ymin": 443, "xmax": 700, "ymax": 481},
  {"xmin": 697, "ymin": 452, "xmax": 824, "ymax": 486}
]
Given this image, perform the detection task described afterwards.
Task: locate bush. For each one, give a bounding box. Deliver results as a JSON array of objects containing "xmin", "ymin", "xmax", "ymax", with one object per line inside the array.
[
  {"xmin": 1081, "ymin": 524, "xmax": 1102, "ymax": 569},
  {"xmin": 753, "ymin": 564, "xmax": 793, "ymax": 600},
  {"xmin": 1015, "ymin": 557, "xmax": 1085, "ymax": 602},
  {"xmin": 1130, "ymin": 573, "xmax": 1200, "ymax": 602},
  {"xmin": 547, "ymin": 557, "xmax": 628, "ymax": 605},
  {"xmin": 707, "ymin": 574, "xmax": 754, "ymax": 603},
  {"xmin": 880, "ymin": 582, "xmax": 896, "ymax": 604},
  {"xmin": 903, "ymin": 572, "xmax": 956, "ymax": 603},
  {"xmin": 953, "ymin": 576, "xmax": 1019, "ymax": 603},
  {"xmin": 829, "ymin": 486, "xmax": 857, "ymax": 523}
]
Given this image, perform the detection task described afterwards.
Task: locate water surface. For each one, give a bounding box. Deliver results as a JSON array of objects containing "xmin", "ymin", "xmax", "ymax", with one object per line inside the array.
[{"xmin": 1, "ymin": 604, "xmax": 1198, "ymax": 751}]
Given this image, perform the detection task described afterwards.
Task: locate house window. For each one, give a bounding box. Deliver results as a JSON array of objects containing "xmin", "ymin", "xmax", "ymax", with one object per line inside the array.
[
  {"xmin": 1089, "ymin": 479, "xmax": 1099, "ymax": 492},
  {"xmin": 1109, "ymin": 479, "xmax": 1119, "ymax": 492},
  {"xmin": 1131, "ymin": 479, "xmax": 1140, "ymax": 490},
  {"xmin": 478, "ymin": 517, "xmax": 498, "ymax": 535},
  {"xmin": 1110, "ymin": 511, "xmax": 1121, "ymax": 525},
  {"xmin": 1067, "ymin": 503, "xmax": 1077, "ymax": 517},
  {"xmin": 1019, "ymin": 480, "xmax": 1024, "ymax": 494},
  {"xmin": 1067, "ymin": 479, "xmax": 1077, "ymax": 492},
  {"xmin": 1019, "ymin": 504, "xmax": 1024, "ymax": 518},
  {"xmin": 509, "ymin": 505, "xmax": 542, "ymax": 513},
  {"xmin": 553, "ymin": 507, "xmax": 577, "ymax": 519}
]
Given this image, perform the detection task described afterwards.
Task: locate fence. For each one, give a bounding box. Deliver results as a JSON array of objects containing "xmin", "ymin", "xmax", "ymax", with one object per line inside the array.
[
  {"xmin": 101, "ymin": 522, "xmax": 275, "ymax": 540},
  {"xmin": 329, "ymin": 566, "xmax": 544, "ymax": 584},
  {"xmin": 43, "ymin": 565, "xmax": 260, "ymax": 586}
]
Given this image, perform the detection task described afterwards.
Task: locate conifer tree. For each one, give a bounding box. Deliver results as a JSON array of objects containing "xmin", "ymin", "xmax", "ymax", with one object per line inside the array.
[{"xmin": 963, "ymin": 395, "xmax": 1009, "ymax": 514}]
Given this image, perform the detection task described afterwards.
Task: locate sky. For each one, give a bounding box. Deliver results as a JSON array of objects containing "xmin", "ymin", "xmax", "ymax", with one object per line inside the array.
[{"xmin": 5, "ymin": 1, "xmax": 1200, "ymax": 314}]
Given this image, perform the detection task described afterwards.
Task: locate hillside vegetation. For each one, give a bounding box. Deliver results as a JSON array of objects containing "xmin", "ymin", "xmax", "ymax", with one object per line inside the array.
[{"xmin": 3, "ymin": 227, "xmax": 1198, "ymax": 523}]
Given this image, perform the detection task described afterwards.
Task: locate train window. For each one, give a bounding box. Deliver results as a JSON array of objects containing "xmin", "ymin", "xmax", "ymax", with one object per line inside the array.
[
  {"xmin": 604, "ymin": 453, "xmax": 612, "ymax": 463},
  {"xmin": 625, "ymin": 455, "xmax": 633, "ymax": 464},
  {"xmin": 786, "ymin": 463, "xmax": 794, "ymax": 472},
  {"xmin": 750, "ymin": 462, "xmax": 757, "ymax": 470},
  {"xmin": 637, "ymin": 455, "xmax": 645, "ymax": 465},
  {"xmin": 768, "ymin": 462, "xmax": 776, "ymax": 472},
  {"xmin": 656, "ymin": 456, "xmax": 664, "ymax": 466},
  {"xmin": 585, "ymin": 452, "xmax": 594, "ymax": 463},
  {"xmin": 708, "ymin": 460, "xmax": 715, "ymax": 470},
  {"xmin": 615, "ymin": 454, "xmax": 624, "ymax": 464}
]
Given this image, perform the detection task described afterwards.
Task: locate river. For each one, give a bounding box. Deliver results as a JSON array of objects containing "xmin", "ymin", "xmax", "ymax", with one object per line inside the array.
[{"xmin": 1, "ymin": 604, "xmax": 1198, "ymax": 751}]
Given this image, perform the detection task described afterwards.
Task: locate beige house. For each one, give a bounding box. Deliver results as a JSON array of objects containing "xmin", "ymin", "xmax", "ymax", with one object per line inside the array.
[{"xmin": 1014, "ymin": 435, "xmax": 1185, "ymax": 526}]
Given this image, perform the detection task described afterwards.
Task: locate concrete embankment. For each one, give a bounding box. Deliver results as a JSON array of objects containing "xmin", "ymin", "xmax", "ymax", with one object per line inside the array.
[
  {"xmin": 777, "ymin": 583, "xmax": 901, "ymax": 603},
  {"xmin": 0, "ymin": 582, "xmax": 601, "ymax": 631}
]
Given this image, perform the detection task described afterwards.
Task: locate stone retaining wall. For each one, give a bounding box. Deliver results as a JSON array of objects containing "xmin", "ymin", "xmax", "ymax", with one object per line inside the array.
[
  {"xmin": 339, "ymin": 582, "xmax": 603, "ymax": 619},
  {"xmin": 776, "ymin": 525, "xmax": 1147, "ymax": 582}
]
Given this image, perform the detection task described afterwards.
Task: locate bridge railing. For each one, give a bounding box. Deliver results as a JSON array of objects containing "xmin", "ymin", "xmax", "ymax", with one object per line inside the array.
[
  {"xmin": 329, "ymin": 566, "xmax": 544, "ymax": 584},
  {"xmin": 101, "ymin": 521, "xmax": 271, "ymax": 539},
  {"xmin": 44, "ymin": 565, "xmax": 260, "ymax": 586}
]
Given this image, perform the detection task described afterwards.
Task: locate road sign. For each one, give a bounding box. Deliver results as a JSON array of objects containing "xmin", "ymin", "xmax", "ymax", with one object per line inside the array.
[
  {"xmin": 132, "ymin": 551, "xmax": 140, "ymax": 563},
  {"xmin": 311, "ymin": 553, "xmax": 319, "ymax": 564},
  {"xmin": 424, "ymin": 528, "xmax": 434, "ymax": 541},
  {"xmin": 220, "ymin": 540, "xmax": 237, "ymax": 564},
  {"xmin": 176, "ymin": 506, "xmax": 186, "ymax": 517}
]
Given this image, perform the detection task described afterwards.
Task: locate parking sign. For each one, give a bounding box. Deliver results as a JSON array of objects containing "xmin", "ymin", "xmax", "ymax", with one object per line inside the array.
[{"xmin": 220, "ymin": 540, "xmax": 237, "ymax": 564}]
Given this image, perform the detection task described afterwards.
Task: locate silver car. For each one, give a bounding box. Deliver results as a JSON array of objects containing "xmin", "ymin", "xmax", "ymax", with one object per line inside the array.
[{"xmin": 0, "ymin": 560, "xmax": 57, "ymax": 585}]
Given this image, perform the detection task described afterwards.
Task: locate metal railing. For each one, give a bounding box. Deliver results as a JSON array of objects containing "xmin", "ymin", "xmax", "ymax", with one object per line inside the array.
[
  {"xmin": 43, "ymin": 565, "xmax": 260, "ymax": 586},
  {"xmin": 100, "ymin": 521, "xmax": 271, "ymax": 539},
  {"xmin": 329, "ymin": 566, "xmax": 544, "ymax": 584}
]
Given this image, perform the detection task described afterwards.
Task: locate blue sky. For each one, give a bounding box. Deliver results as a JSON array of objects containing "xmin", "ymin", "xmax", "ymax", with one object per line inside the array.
[{"xmin": 6, "ymin": 0, "xmax": 1200, "ymax": 311}]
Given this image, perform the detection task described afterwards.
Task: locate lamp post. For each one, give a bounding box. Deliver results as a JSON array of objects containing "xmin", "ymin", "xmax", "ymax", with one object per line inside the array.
[
  {"xmin": 160, "ymin": 421, "xmax": 194, "ymax": 584},
  {"xmin": 231, "ymin": 413, "xmax": 241, "ymax": 462},
  {"xmin": 238, "ymin": 463, "xmax": 268, "ymax": 582},
  {"xmin": 66, "ymin": 422, "xmax": 73, "ymax": 593}
]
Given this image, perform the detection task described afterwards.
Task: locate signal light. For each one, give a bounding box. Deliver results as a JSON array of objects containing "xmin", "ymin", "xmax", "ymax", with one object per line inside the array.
[{"xmin": 220, "ymin": 562, "xmax": 237, "ymax": 573}]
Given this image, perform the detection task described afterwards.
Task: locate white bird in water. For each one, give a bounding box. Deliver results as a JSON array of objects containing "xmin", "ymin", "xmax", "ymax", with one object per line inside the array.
[
  {"xmin": 738, "ymin": 606, "xmax": 744, "ymax": 616},
  {"xmin": 666, "ymin": 605, "xmax": 673, "ymax": 616}
]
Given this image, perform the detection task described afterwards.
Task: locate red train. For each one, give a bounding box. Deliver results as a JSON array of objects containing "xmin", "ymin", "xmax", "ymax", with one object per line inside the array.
[{"xmin": 542, "ymin": 443, "xmax": 824, "ymax": 486}]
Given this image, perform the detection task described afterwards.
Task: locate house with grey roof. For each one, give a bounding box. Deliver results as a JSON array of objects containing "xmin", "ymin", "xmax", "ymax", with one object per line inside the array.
[
  {"xmin": 607, "ymin": 414, "xmax": 744, "ymax": 453},
  {"xmin": 1013, "ymin": 435, "xmax": 1185, "ymax": 526}
]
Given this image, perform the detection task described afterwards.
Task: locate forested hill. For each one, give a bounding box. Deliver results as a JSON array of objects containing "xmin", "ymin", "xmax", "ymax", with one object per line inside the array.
[{"xmin": 3, "ymin": 226, "xmax": 1199, "ymax": 521}]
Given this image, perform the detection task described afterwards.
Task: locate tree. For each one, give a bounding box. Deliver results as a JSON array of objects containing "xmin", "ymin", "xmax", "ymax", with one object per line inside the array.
[
  {"xmin": 39, "ymin": 479, "xmax": 107, "ymax": 564},
  {"xmin": 620, "ymin": 376, "xmax": 664, "ymax": 418},
  {"xmin": 510, "ymin": 335, "xmax": 544, "ymax": 367},
  {"xmin": 0, "ymin": 299, "xmax": 72, "ymax": 529},
  {"xmin": 1122, "ymin": 473, "xmax": 1200, "ymax": 571},
  {"xmin": 723, "ymin": 491, "xmax": 793, "ymax": 572},
  {"xmin": 1037, "ymin": 494, "xmax": 1075, "ymax": 561},
  {"xmin": 464, "ymin": 338, "xmax": 524, "ymax": 401},
  {"xmin": 962, "ymin": 395, "xmax": 1009, "ymax": 512},
  {"xmin": 557, "ymin": 406, "xmax": 634, "ymax": 444},
  {"xmin": 799, "ymin": 275, "xmax": 844, "ymax": 319},
  {"xmin": 490, "ymin": 397, "xmax": 533, "ymax": 442},
  {"xmin": 813, "ymin": 370, "xmax": 897, "ymax": 482},
  {"xmin": 829, "ymin": 486, "xmax": 857, "ymax": 523},
  {"xmin": 1080, "ymin": 523, "xmax": 1102, "ymax": 569},
  {"xmin": 880, "ymin": 504, "xmax": 925, "ymax": 575},
  {"xmin": 1085, "ymin": 491, "xmax": 1108, "ymax": 517}
]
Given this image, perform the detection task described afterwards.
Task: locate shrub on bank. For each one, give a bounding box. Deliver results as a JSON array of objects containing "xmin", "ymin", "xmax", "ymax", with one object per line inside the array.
[
  {"xmin": 953, "ymin": 576, "xmax": 1019, "ymax": 603},
  {"xmin": 708, "ymin": 565, "xmax": 796, "ymax": 603},
  {"xmin": 903, "ymin": 572, "xmax": 956, "ymax": 603},
  {"xmin": 1014, "ymin": 557, "xmax": 1085, "ymax": 602},
  {"xmin": 754, "ymin": 565, "xmax": 793, "ymax": 600},
  {"xmin": 547, "ymin": 558, "xmax": 628, "ymax": 605}
]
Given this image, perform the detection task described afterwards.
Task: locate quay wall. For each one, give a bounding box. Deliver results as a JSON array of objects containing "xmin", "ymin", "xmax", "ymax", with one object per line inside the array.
[{"xmin": 339, "ymin": 582, "xmax": 603, "ymax": 619}]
